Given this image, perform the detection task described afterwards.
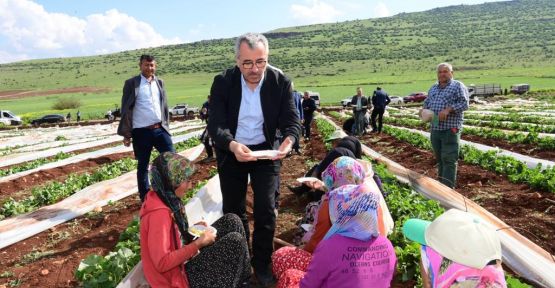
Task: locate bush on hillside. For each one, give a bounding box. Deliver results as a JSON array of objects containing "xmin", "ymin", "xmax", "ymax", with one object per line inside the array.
[{"xmin": 52, "ymin": 98, "xmax": 82, "ymax": 110}]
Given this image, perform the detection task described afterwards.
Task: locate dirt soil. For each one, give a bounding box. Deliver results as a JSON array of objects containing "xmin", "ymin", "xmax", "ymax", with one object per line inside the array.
[
  {"xmin": 0, "ymin": 151, "xmax": 133, "ymax": 203},
  {"xmin": 0, "ymin": 158, "xmax": 216, "ymax": 288}
]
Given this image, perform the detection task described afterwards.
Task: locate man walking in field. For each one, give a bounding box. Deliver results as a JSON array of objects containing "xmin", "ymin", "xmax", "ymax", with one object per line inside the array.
[
  {"xmin": 350, "ymin": 87, "xmax": 369, "ymax": 136},
  {"xmin": 371, "ymin": 86, "xmax": 391, "ymax": 133},
  {"xmin": 421, "ymin": 63, "xmax": 469, "ymax": 188},
  {"xmin": 117, "ymin": 54, "xmax": 174, "ymax": 201},
  {"xmin": 208, "ymin": 33, "xmax": 300, "ymax": 286}
]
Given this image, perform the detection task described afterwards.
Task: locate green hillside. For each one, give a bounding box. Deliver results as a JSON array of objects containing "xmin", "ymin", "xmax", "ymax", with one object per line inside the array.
[{"xmin": 1, "ymin": 0, "xmax": 554, "ymax": 121}]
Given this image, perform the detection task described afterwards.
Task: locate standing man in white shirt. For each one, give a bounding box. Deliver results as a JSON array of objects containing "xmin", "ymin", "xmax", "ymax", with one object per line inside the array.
[
  {"xmin": 117, "ymin": 54, "xmax": 174, "ymax": 202},
  {"xmin": 208, "ymin": 33, "xmax": 301, "ymax": 287}
]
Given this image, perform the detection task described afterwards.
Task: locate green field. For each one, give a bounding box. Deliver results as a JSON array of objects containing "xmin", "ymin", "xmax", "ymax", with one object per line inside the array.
[{"xmin": 1, "ymin": 0, "xmax": 554, "ymax": 121}]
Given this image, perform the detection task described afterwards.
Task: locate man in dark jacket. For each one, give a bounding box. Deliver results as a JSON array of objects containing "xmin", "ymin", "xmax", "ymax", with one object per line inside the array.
[
  {"xmin": 350, "ymin": 87, "xmax": 369, "ymax": 135},
  {"xmin": 207, "ymin": 33, "xmax": 300, "ymax": 287},
  {"xmin": 371, "ymin": 87, "xmax": 391, "ymax": 133},
  {"xmin": 291, "ymin": 84, "xmax": 303, "ymax": 153},
  {"xmin": 117, "ymin": 54, "xmax": 174, "ymax": 202},
  {"xmin": 302, "ymin": 91, "xmax": 317, "ymax": 140}
]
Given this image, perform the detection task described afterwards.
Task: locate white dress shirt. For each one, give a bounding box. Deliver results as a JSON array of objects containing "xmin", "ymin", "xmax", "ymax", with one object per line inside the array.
[
  {"xmin": 235, "ymin": 74, "xmax": 266, "ymax": 145},
  {"xmin": 133, "ymin": 74, "xmax": 162, "ymax": 129}
]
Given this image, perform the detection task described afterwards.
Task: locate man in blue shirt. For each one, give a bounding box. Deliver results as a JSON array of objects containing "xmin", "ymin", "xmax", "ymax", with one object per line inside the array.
[
  {"xmin": 421, "ymin": 63, "xmax": 469, "ymax": 188},
  {"xmin": 371, "ymin": 86, "xmax": 391, "ymax": 133}
]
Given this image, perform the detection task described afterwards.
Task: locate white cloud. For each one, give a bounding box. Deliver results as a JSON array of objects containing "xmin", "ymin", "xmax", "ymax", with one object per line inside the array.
[
  {"xmin": 0, "ymin": 0, "xmax": 181, "ymax": 63},
  {"xmin": 373, "ymin": 2, "xmax": 391, "ymax": 18},
  {"xmin": 290, "ymin": 0, "xmax": 344, "ymax": 25}
]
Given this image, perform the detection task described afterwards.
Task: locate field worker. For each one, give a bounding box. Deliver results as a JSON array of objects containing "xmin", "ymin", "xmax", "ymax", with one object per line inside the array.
[
  {"xmin": 140, "ymin": 152, "xmax": 250, "ymax": 288},
  {"xmin": 350, "ymin": 87, "xmax": 369, "ymax": 136},
  {"xmin": 421, "ymin": 63, "xmax": 469, "ymax": 188},
  {"xmin": 302, "ymin": 91, "xmax": 317, "ymax": 141},
  {"xmin": 275, "ymin": 174, "xmax": 397, "ymax": 288},
  {"xmin": 207, "ymin": 32, "xmax": 301, "ymax": 287},
  {"xmin": 117, "ymin": 54, "xmax": 174, "ymax": 202},
  {"xmin": 371, "ymin": 86, "xmax": 391, "ymax": 133},
  {"xmin": 402, "ymin": 209, "xmax": 507, "ymax": 288}
]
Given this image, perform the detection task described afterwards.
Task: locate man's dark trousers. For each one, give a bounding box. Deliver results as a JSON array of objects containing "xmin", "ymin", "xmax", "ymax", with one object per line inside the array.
[
  {"xmin": 371, "ymin": 107, "xmax": 385, "ymax": 132},
  {"xmin": 216, "ymin": 143, "xmax": 279, "ymax": 270},
  {"xmin": 132, "ymin": 127, "xmax": 174, "ymax": 201},
  {"xmin": 304, "ymin": 115, "xmax": 313, "ymax": 139}
]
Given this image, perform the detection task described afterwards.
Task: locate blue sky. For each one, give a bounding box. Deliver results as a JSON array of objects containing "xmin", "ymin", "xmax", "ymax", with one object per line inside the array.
[{"xmin": 0, "ymin": 0, "xmax": 503, "ymax": 63}]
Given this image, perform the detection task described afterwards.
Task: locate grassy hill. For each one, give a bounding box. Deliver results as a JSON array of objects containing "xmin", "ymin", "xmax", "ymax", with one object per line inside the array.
[{"xmin": 1, "ymin": 0, "xmax": 554, "ymax": 121}]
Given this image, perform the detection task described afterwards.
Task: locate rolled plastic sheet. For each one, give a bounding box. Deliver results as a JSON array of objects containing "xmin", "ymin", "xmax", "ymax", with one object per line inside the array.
[
  {"xmin": 0, "ymin": 143, "xmax": 204, "ymax": 250},
  {"xmin": 0, "ymin": 124, "xmax": 205, "ymax": 169}
]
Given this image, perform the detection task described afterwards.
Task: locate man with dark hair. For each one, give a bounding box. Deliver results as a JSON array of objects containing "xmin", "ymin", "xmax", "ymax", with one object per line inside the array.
[
  {"xmin": 208, "ymin": 33, "xmax": 300, "ymax": 286},
  {"xmin": 117, "ymin": 54, "xmax": 174, "ymax": 202},
  {"xmin": 350, "ymin": 87, "xmax": 369, "ymax": 135},
  {"xmin": 302, "ymin": 91, "xmax": 317, "ymax": 141},
  {"xmin": 371, "ymin": 86, "xmax": 391, "ymax": 133},
  {"xmin": 200, "ymin": 95, "xmax": 214, "ymax": 162}
]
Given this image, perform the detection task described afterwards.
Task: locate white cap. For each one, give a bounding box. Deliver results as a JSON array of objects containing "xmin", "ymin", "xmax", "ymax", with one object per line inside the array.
[{"xmin": 403, "ymin": 209, "xmax": 502, "ymax": 269}]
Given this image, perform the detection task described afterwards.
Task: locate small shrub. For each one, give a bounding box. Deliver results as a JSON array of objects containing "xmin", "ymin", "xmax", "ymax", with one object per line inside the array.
[{"xmin": 52, "ymin": 98, "xmax": 82, "ymax": 110}]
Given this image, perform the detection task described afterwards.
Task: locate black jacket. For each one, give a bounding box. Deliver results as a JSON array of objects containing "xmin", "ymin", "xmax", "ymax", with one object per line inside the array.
[
  {"xmin": 350, "ymin": 95, "xmax": 369, "ymax": 114},
  {"xmin": 207, "ymin": 66, "xmax": 301, "ymax": 152},
  {"xmin": 117, "ymin": 75, "xmax": 170, "ymax": 139},
  {"xmin": 302, "ymin": 98, "xmax": 317, "ymax": 118},
  {"xmin": 312, "ymin": 136, "xmax": 362, "ymax": 179},
  {"xmin": 372, "ymin": 90, "xmax": 391, "ymax": 110}
]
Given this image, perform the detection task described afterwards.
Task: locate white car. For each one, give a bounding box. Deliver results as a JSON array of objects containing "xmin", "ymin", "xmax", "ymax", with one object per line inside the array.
[
  {"xmin": 340, "ymin": 98, "xmax": 352, "ymax": 107},
  {"xmin": 169, "ymin": 104, "xmax": 199, "ymax": 117},
  {"xmin": 389, "ymin": 96, "xmax": 404, "ymax": 105}
]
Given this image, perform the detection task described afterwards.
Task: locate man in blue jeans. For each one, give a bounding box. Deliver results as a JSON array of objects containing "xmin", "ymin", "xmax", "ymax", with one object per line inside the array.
[
  {"xmin": 117, "ymin": 54, "xmax": 174, "ymax": 201},
  {"xmin": 421, "ymin": 63, "xmax": 469, "ymax": 188}
]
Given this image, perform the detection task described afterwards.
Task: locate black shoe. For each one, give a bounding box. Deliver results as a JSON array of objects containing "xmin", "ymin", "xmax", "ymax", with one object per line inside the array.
[{"xmin": 254, "ymin": 266, "xmax": 275, "ymax": 287}]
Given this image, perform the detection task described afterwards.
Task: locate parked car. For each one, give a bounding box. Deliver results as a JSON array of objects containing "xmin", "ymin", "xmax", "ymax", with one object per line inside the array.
[
  {"xmin": 31, "ymin": 114, "xmax": 66, "ymax": 126},
  {"xmin": 340, "ymin": 98, "xmax": 352, "ymax": 107},
  {"xmin": 389, "ymin": 96, "xmax": 404, "ymax": 105},
  {"xmin": 0, "ymin": 110, "xmax": 22, "ymax": 126},
  {"xmin": 510, "ymin": 84, "xmax": 530, "ymax": 95},
  {"xmin": 403, "ymin": 92, "xmax": 428, "ymax": 103},
  {"xmin": 169, "ymin": 103, "xmax": 199, "ymax": 117}
]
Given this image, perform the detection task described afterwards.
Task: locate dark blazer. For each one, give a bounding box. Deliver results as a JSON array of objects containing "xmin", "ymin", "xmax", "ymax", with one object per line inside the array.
[
  {"xmin": 351, "ymin": 95, "xmax": 369, "ymax": 114},
  {"xmin": 207, "ymin": 66, "xmax": 301, "ymax": 152},
  {"xmin": 302, "ymin": 98, "xmax": 317, "ymax": 118},
  {"xmin": 372, "ymin": 90, "xmax": 391, "ymax": 110},
  {"xmin": 117, "ymin": 75, "xmax": 170, "ymax": 139}
]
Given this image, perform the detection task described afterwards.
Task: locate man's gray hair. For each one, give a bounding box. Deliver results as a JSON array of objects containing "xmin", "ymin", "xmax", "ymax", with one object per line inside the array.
[
  {"xmin": 235, "ymin": 33, "xmax": 269, "ymax": 59},
  {"xmin": 437, "ymin": 62, "xmax": 453, "ymax": 72}
]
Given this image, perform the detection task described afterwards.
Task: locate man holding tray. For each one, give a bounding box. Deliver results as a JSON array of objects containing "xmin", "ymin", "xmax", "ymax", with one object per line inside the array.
[{"xmin": 208, "ymin": 32, "xmax": 301, "ymax": 286}]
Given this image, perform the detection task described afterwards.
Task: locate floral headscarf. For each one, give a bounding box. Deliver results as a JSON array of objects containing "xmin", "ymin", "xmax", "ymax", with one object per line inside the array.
[
  {"xmin": 324, "ymin": 183, "xmax": 380, "ymax": 241},
  {"xmin": 149, "ymin": 152, "xmax": 196, "ymax": 244},
  {"xmin": 322, "ymin": 156, "xmax": 365, "ymax": 190}
]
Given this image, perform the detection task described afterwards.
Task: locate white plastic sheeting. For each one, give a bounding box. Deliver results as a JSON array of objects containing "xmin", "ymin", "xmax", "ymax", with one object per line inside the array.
[
  {"xmin": 390, "ymin": 125, "xmax": 555, "ymax": 170},
  {"xmin": 0, "ymin": 129, "xmax": 204, "ymax": 184},
  {"xmin": 117, "ymin": 175, "xmax": 225, "ymax": 288},
  {"xmin": 0, "ymin": 144, "xmax": 205, "ymax": 250},
  {"xmin": 319, "ymin": 114, "xmax": 555, "ymax": 288},
  {"xmin": 0, "ymin": 124, "xmax": 205, "ymax": 169}
]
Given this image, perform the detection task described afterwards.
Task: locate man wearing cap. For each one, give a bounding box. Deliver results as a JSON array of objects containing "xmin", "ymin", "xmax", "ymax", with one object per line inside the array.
[
  {"xmin": 371, "ymin": 87, "xmax": 391, "ymax": 133},
  {"xmin": 421, "ymin": 63, "xmax": 469, "ymax": 188},
  {"xmin": 117, "ymin": 54, "xmax": 174, "ymax": 202},
  {"xmin": 208, "ymin": 32, "xmax": 300, "ymax": 286},
  {"xmin": 402, "ymin": 209, "xmax": 506, "ymax": 287}
]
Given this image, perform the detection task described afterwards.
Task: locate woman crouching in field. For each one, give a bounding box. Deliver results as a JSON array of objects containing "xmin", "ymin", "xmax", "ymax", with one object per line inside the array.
[{"xmin": 140, "ymin": 152, "xmax": 250, "ymax": 288}]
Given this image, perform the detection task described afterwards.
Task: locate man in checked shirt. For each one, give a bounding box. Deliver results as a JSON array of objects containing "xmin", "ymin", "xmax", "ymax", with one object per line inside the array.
[{"xmin": 420, "ymin": 63, "xmax": 469, "ymax": 188}]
